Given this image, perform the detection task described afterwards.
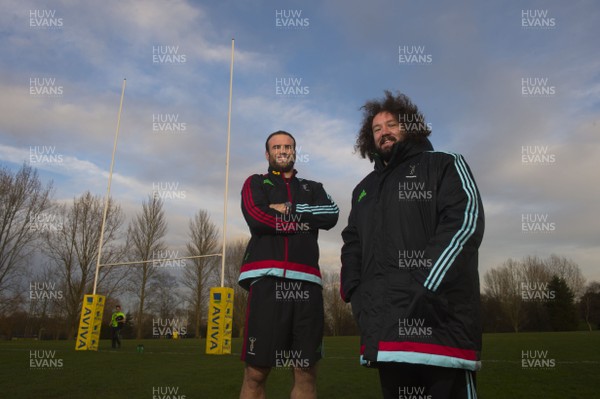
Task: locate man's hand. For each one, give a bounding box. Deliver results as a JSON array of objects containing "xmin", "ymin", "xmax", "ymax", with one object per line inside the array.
[{"xmin": 269, "ymin": 203, "xmax": 289, "ymax": 214}]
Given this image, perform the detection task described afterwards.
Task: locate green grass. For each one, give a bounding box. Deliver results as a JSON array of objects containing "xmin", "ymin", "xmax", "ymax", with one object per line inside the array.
[
  {"xmin": 478, "ymin": 331, "xmax": 600, "ymax": 398},
  {"xmin": 1, "ymin": 332, "xmax": 598, "ymax": 398}
]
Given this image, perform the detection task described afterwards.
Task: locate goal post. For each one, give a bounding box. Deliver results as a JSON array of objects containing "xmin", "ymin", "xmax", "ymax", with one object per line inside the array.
[
  {"xmin": 206, "ymin": 38, "xmax": 236, "ymax": 355},
  {"xmin": 76, "ymin": 38, "xmax": 237, "ymax": 352},
  {"xmin": 75, "ymin": 78, "xmax": 125, "ymax": 351}
]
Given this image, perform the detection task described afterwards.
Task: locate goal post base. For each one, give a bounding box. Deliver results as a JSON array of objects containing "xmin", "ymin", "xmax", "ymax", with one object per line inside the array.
[
  {"xmin": 75, "ymin": 294, "xmax": 106, "ymax": 351},
  {"xmin": 205, "ymin": 287, "xmax": 234, "ymax": 355}
]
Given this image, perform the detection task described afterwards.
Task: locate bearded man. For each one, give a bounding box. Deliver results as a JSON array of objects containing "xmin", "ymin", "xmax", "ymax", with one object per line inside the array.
[
  {"xmin": 239, "ymin": 131, "xmax": 339, "ymax": 399},
  {"xmin": 341, "ymin": 91, "xmax": 485, "ymax": 399}
]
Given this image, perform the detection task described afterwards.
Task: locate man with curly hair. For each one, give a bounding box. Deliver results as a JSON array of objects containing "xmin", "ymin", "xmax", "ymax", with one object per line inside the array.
[{"xmin": 340, "ymin": 91, "xmax": 485, "ymax": 398}]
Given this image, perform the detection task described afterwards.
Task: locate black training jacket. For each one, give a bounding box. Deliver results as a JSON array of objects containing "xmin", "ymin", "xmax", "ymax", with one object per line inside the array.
[
  {"xmin": 340, "ymin": 138, "xmax": 484, "ymax": 370},
  {"xmin": 239, "ymin": 167, "xmax": 339, "ymax": 289}
]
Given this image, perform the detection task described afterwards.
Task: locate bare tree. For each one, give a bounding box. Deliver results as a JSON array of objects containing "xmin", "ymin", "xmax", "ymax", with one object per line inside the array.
[
  {"xmin": 322, "ymin": 270, "xmax": 357, "ymax": 336},
  {"xmin": 127, "ymin": 195, "xmax": 168, "ymax": 339},
  {"xmin": 223, "ymin": 238, "xmax": 249, "ymax": 337},
  {"xmin": 148, "ymin": 271, "xmax": 182, "ymax": 320},
  {"xmin": 183, "ymin": 209, "xmax": 220, "ymax": 338},
  {"xmin": 0, "ymin": 164, "xmax": 52, "ymax": 312},
  {"xmin": 483, "ymin": 255, "xmax": 587, "ymax": 333},
  {"xmin": 483, "ymin": 258, "xmax": 525, "ymax": 332},
  {"xmin": 521, "ymin": 256, "xmax": 551, "ymax": 282},
  {"xmin": 141, "ymin": 271, "xmax": 184, "ymax": 338},
  {"xmin": 545, "ymin": 254, "xmax": 586, "ymax": 299},
  {"xmin": 580, "ymin": 281, "xmax": 600, "ymax": 332},
  {"xmin": 42, "ymin": 191, "xmax": 126, "ymax": 338},
  {"xmin": 24, "ymin": 265, "xmax": 66, "ymax": 339}
]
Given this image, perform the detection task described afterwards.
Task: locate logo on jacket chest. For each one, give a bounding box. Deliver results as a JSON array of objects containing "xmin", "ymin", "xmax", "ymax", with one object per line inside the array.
[{"xmin": 406, "ymin": 164, "xmax": 417, "ymax": 178}]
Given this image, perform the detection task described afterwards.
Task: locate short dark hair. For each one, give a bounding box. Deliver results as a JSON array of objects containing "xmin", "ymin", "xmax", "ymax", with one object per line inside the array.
[
  {"xmin": 265, "ymin": 130, "xmax": 296, "ymax": 152},
  {"xmin": 356, "ymin": 90, "xmax": 431, "ymax": 162}
]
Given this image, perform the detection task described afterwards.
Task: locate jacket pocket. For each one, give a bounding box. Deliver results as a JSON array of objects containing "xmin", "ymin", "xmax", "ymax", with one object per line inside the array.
[
  {"xmin": 352, "ymin": 278, "xmax": 381, "ymax": 335},
  {"xmin": 407, "ymin": 281, "xmax": 448, "ymax": 330}
]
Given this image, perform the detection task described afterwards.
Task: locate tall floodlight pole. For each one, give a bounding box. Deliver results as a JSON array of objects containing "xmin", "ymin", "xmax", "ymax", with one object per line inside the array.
[
  {"xmin": 92, "ymin": 78, "xmax": 126, "ymax": 295},
  {"xmin": 220, "ymin": 39, "xmax": 235, "ymax": 287}
]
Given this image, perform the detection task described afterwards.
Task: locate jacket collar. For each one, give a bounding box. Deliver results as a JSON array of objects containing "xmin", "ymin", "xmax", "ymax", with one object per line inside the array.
[
  {"xmin": 267, "ymin": 166, "xmax": 297, "ymax": 181},
  {"xmin": 373, "ymin": 138, "xmax": 434, "ymax": 172}
]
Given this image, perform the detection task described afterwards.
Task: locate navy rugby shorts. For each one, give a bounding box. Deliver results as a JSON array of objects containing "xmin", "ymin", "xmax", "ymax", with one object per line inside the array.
[{"xmin": 241, "ymin": 277, "xmax": 324, "ymax": 368}]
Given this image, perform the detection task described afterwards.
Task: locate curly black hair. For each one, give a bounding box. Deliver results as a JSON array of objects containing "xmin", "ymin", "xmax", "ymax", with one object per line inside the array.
[{"xmin": 355, "ymin": 90, "xmax": 431, "ymax": 162}]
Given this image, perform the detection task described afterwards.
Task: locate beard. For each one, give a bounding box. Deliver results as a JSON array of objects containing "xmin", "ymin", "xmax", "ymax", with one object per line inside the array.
[
  {"xmin": 377, "ymin": 146, "xmax": 394, "ymax": 163},
  {"xmin": 376, "ymin": 135, "xmax": 398, "ymax": 163},
  {"xmin": 268, "ymin": 153, "xmax": 295, "ymax": 173}
]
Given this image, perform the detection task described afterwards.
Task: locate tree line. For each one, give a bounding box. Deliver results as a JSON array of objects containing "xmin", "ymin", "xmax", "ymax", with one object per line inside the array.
[
  {"xmin": 481, "ymin": 255, "xmax": 600, "ymax": 332},
  {"xmin": 0, "ymin": 164, "xmax": 598, "ymax": 340},
  {"xmin": 0, "ymin": 164, "xmax": 356, "ymax": 340}
]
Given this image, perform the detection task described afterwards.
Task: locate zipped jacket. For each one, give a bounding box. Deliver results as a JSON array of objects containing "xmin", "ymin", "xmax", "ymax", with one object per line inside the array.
[
  {"xmin": 239, "ymin": 167, "xmax": 339, "ymax": 289},
  {"xmin": 340, "ymin": 138, "xmax": 484, "ymax": 371}
]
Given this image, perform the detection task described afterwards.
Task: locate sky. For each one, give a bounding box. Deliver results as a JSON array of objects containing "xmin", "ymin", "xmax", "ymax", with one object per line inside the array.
[{"xmin": 1, "ymin": 0, "xmax": 599, "ymax": 285}]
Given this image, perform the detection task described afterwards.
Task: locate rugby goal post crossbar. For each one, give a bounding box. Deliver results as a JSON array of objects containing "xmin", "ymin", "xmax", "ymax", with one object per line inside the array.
[{"xmin": 97, "ymin": 253, "xmax": 222, "ymax": 268}]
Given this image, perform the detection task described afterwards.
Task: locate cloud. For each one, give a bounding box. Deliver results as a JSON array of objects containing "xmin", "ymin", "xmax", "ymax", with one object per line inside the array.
[{"xmin": 1, "ymin": 0, "xmax": 599, "ymax": 284}]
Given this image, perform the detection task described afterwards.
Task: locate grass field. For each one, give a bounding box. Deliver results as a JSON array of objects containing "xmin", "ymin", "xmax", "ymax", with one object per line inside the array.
[{"xmin": 1, "ymin": 332, "xmax": 599, "ymax": 398}]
